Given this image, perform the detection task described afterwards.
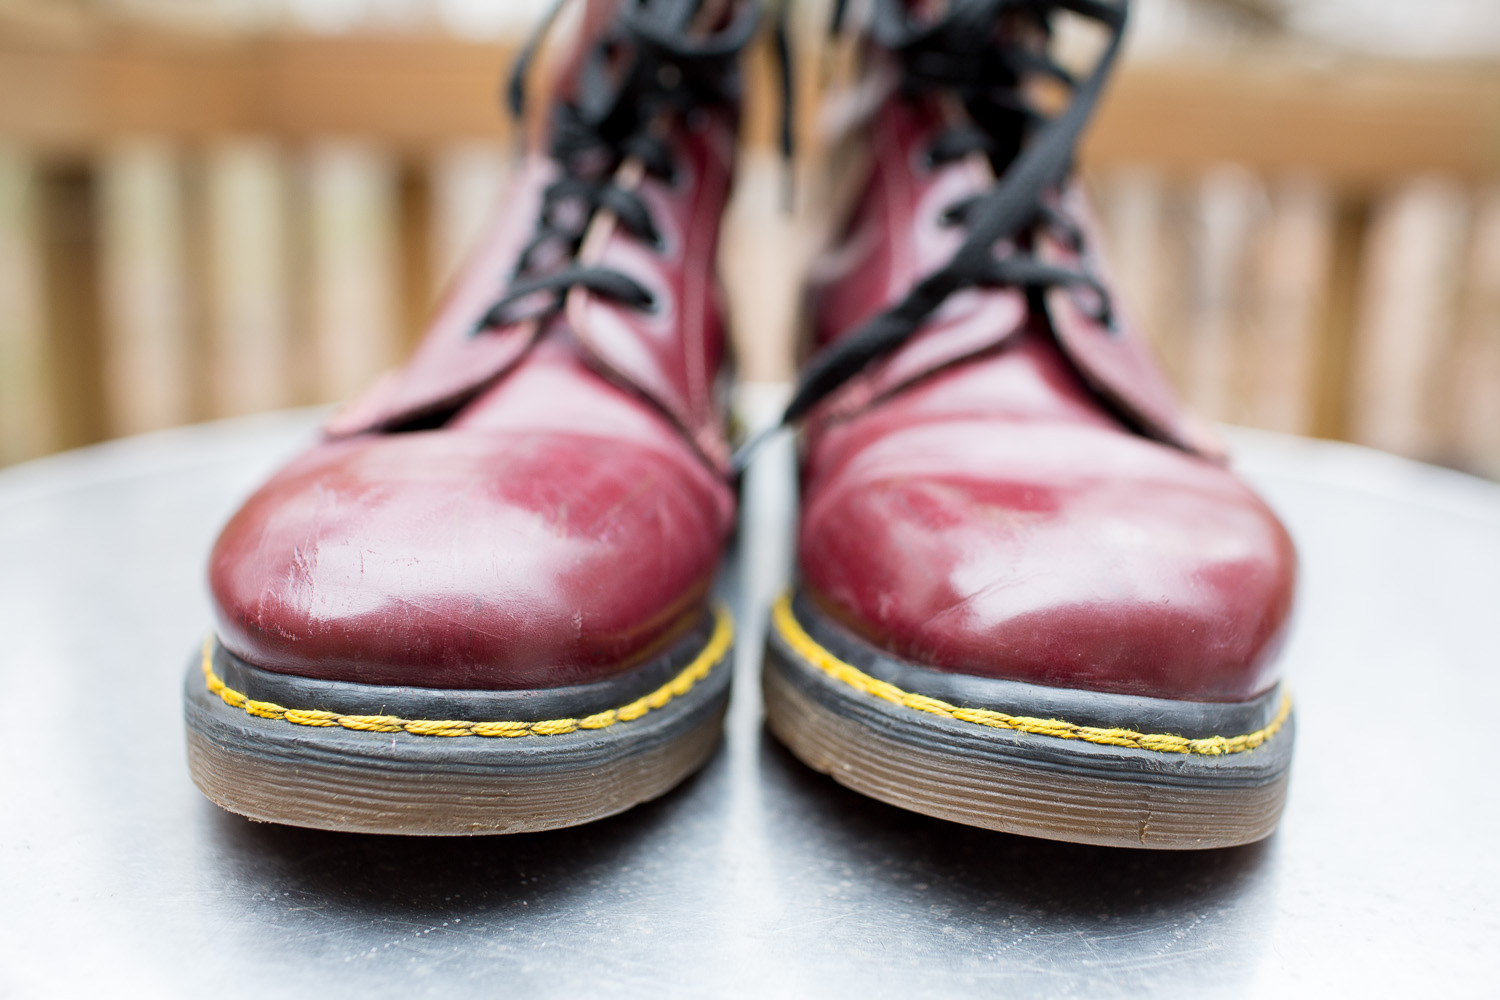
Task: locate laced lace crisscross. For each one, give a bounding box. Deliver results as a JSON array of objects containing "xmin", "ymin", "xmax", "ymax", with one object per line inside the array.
[
  {"xmin": 473, "ymin": 0, "xmax": 762, "ymax": 334},
  {"xmin": 771, "ymin": 0, "xmax": 1129, "ymax": 433}
]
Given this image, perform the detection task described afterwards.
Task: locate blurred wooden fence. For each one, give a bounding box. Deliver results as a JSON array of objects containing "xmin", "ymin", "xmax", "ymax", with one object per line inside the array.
[{"xmin": 1, "ymin": 32, "xmax": 1498, "ymax": 477}]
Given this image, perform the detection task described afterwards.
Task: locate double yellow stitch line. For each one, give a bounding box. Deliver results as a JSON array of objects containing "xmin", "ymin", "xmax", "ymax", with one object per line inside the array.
[
  {"xmin": 202, "ymin": 606, "xmax": 733, "ymax": 738},
  {"xmin": 771, "ymin": 594, "xmax": 1289, "ymax": 756}
]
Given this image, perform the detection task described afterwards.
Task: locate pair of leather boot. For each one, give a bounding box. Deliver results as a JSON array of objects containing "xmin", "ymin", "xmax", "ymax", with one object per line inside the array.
[{"xmin": 184, "ymin": 0, "xmax": 1296, "ymax": 849}]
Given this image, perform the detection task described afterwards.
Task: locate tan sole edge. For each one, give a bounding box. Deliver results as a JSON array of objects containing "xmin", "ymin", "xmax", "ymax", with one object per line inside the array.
[
  {"xmin": 764, "ymin": 661, "xmax": 1287, "ymax": 850},
  {"xmin": 186, "ymin": 707, "xmax": 725, "ymax": 836}
]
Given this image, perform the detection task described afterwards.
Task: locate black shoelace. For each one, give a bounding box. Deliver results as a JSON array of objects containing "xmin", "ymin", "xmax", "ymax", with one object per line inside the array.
[
  {"xmin": 739, "ymin": 0, "xmax": 1127, "ymax": 467},
  {"xmin": 473, "ymin": 0, "xmax": 764, "ymax": 334}
]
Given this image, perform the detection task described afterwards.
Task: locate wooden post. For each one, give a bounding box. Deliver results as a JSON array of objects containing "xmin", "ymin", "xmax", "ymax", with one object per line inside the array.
[
  {"xmin": 1309, "ymin": 197, "xmax": 1368, "ymax": 442},
  {"xmin": 0, "ymin": 147, "xmax": 52, "ymax": 464},
  {"xmin": 305, "ymin": 141, "xmax": 401, "ymax": 404},
  {"xmin": 429, "ymin": 142, "xmax": 511, "ymax": 296},
  {"xmin": 39, "ymin": 165, "xmax": 106, "ymax": 452},
  {"xmin": 1349, "ymin": 177, "xmax": 1470, "ymax": 461},
  {"xmin": 1183, "ymin": 165, "xmax": 1265, "ymax": 423},
  {"xmin": 97, "ymin": 139, "xmax": 193, "ymax": 435},
  {"xmin": 1245, "ymin": 175, "xmax": 1335, "ymax": 436},
  {"xmin": 1448, "ymin": 186, "xmax": 1500, "ymax": 477},
  {"xmin": 1092, "ymin": 167, "xmax": 1177, "ymax": 377},
  {"xmin": 204, "ymin": 138, "xmax": 294, "ymax": 418}
]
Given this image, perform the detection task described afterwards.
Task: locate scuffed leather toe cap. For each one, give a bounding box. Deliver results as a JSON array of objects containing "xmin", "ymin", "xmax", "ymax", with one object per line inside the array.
[
  {"xmin": 799, "ymin": 420, "xmax": 1296, "ymax": 702},
  {"xmin": 209, "ymin": 429, "xmax": 731, "ymax": 689}
]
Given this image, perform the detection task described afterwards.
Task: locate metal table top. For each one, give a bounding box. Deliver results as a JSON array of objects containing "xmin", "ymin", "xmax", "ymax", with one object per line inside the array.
[{"xmin": 2, "ymin": 409, "xmax": 1497, "ymax": 997}]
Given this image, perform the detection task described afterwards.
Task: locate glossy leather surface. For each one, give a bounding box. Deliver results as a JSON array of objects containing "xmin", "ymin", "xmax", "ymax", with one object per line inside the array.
[
  {"xmin": 211, "ymin": 333, "xmax": 733, "ymax": 689},
  {"xmin": 799, "ymin": 98, "xmax": 1296, "ymax": 703},
  {"xmin": 209, "ymin": 11, "xmax": 737, "ymax": 689}
]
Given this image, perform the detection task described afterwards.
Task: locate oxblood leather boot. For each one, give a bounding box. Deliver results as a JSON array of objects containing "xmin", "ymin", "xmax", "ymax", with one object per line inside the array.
[
  {"xmin": 184, "ymin": 0, "xmax": 757, "ymax": 835},
  {"xmin": 763, "ymin": 0, "xmax": 1297, "ymax": 848}
]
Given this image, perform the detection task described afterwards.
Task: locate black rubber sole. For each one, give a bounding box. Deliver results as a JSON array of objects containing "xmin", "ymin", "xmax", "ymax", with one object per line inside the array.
[
  {"xmin": 184, "ymin": 607, "xmax": 733, "ymax": 835},
  {"xmin": 764, "ymin": 592, "xmax": 1294, "ymax": 849}
]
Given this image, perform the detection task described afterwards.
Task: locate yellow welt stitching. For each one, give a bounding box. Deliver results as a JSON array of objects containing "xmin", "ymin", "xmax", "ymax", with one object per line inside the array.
[
  {"xmin": 243, "ymin": 699, "xmax": 286, "ymax": 720},
  {"xmin": 616, "ymin": 698, "xmax": 651, "ymax": 722},
  {"xmin": 770, "ymin": 593, "xmax": 1290, "ymax": 757},
  {"xmin": 403, "ymin": 720, "xmax": 472, "ymax": 737},
  {"xmin": 578, "ymin": 710, "xmax": 617, "ymax": 730},
  {"xmin": 281, "ymin": 709, "xmax": 339, "ymax": 727},
  {"xmin": 338, "ymin": 715, "xmax": 404, "ymax": 733},
  {"xmin": 199, "ymin": 606, "xmax": 733, "ymax": 739},
  {"xmin": 470, "ymin": 721, "xmax": 530, "ymax": 738}
]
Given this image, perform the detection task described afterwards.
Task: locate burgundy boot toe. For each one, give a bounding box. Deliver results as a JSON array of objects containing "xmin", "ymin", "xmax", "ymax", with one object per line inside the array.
[
  {"xmin": 799, "ymin": 415, "xmax": 1296, "ymax": 704},
  {"xmin": 210, "ymin": 423, "xmax": 729, "ymax": 692}
]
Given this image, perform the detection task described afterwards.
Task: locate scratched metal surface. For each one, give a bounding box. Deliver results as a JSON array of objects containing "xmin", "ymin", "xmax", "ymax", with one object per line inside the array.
[{"xmin": 1, "ymin": 409, "xmax": 1497, "ymax": 997}]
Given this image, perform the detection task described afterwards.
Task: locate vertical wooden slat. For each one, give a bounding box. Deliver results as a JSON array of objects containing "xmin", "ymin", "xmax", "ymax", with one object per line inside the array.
[
  {"xmin": 204, "ymin": 138, "xmax": 293, "ymax": 418},
  {"xmin": 1183, "ymin": 165, "xmax": 1265, "ymax": 423},
  {"xmin": 1243, "ymin": 175, "xmax": 1335, "ymax": 435},
  {"xmin": 1092, "ymin": 167, "xmax": 1176, "ymax": 372},
  {"xmin": 1448, "ymin": 185, "xmax": 1500, "ymax": 477},
  {"xmin": 429, "ymin": 142, "xmax": 510, "ymax": 294},
  {"xmin": 1308, "ymin": 198, "xmax": 1367, "ymax": 441},
  {"xmin": 305, "ymin": 141, "xmax": 401, "ymax": 404},
  {"xmin": 0, "ymin": 147, "xmax": 52, "ymax": 465},
  {"xmin": 397, "ymin": 162, "xmax": 433, "ymax": 352},
  {"xmin": 40, "ymin": 165, "xmax": 105, "ymax": 451},
  {"xmin": 97, "ymin": 140, "xmax": 193, "ymax": 436},
  {"xmin": 1349, "ymin": 177, "xmax": 1469, "ymax": 461}
]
